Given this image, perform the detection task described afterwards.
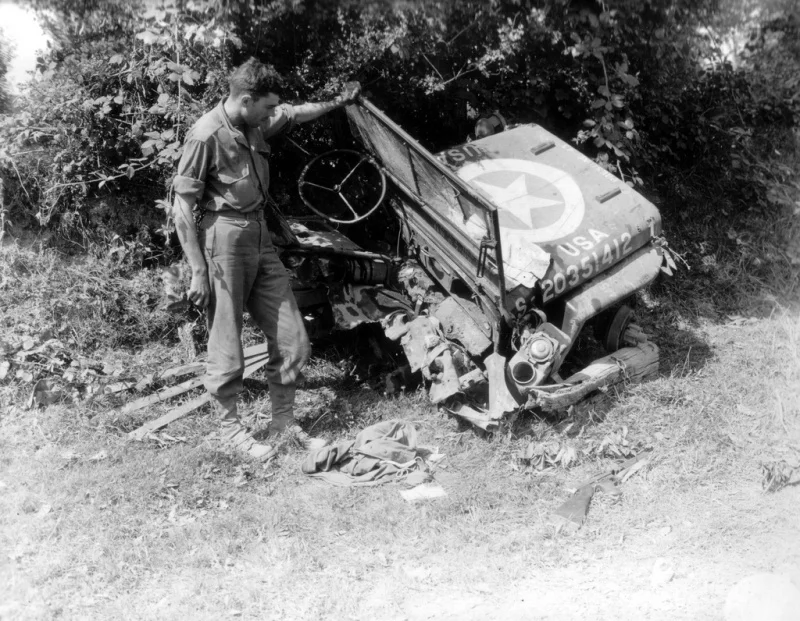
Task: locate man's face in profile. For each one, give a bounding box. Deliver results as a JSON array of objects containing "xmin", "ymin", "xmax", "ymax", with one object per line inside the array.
[{"xmin": 242, "ymin": 93, "xmax": 280, "ymax": 127}]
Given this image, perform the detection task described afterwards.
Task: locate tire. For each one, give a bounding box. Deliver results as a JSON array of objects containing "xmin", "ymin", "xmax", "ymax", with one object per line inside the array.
[{"xmin": 603, "ymin": 304, "xmax": 635, "ymax": 352}]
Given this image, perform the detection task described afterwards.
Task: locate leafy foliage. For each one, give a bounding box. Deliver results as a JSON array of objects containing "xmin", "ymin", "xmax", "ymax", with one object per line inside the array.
[{"xmin": 0, "ymin": 0, "xmax": 796, "ymax": 300}]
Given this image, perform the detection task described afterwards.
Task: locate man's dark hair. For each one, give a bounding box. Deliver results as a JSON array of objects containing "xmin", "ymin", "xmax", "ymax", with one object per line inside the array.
[{"xmin": 228, "ymin": 58, "xmax": 284, "ymax": 98}]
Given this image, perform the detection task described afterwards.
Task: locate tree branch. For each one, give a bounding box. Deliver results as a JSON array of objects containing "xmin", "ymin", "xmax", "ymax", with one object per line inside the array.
[
  {"xmin": 422, "ymin": 54, "xmax": 444, "ymax": 81},
  {"xmin": 44, "ymin": 160, "xmax": 157, "ymax": 193}
]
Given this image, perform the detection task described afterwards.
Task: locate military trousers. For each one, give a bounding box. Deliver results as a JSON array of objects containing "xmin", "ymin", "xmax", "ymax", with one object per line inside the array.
[{"xmin": 199, "ymin": 210, "xmax": 311, "ymax": 407}]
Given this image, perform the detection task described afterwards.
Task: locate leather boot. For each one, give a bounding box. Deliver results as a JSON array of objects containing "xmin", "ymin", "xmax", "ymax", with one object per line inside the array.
[
  {"xmin": 216, "ymin": 396, "xmax": 277, "ymax": 461},
  {"xmin": 267, "ymin": 382, "xmax": 329, "ymax": 452}
]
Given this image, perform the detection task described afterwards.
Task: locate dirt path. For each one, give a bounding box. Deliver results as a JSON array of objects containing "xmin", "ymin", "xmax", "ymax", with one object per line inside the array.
[{"xmin": 398, "ymin": 517, "xmax": 800, "ymax": 621}]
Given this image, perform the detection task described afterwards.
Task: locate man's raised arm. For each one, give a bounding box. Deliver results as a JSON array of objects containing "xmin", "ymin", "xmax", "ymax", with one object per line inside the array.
[{"xmin": 291, "ymin": 83, "xmax": 361, "ymax": 124}]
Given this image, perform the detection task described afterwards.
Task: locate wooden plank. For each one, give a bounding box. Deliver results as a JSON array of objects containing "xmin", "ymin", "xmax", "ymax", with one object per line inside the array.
[
  {"xmin": 158, "ymin": 362, "xmax": 205, "ymax": 382},
  {"xmin": 243, "ymin": 342, "xmax": 269, "ymax": 359},
  {"xmin": 115, "ymin": 376, "xmax": 205, "ymax": 415},
  {"xmin": 128, "ymin": 393, "xmax": 212, "ymax": 441},
  {"xmin": 97, "ymin": 354, "xmax": 235, "ymax": 398},
  {"xmin": 156, "ymin": 342, "xmax": 267, "ymax": 380},
  {"xmin": 115, "ymin": 350, "xmax": 269, "ymax": 416},
  {"xmin": 127, "ymin": 351, "xmax": 271, "ymax": 441}
]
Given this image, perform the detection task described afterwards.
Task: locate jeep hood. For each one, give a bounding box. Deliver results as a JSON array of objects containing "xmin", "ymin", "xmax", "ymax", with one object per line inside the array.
[{"xmin": 441, "ymin": 125, "xmax": 662, "ymax": 299}]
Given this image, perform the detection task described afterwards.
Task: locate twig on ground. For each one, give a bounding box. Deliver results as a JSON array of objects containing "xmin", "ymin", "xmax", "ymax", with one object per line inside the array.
[{"xmin": 774, "ymin": 391, "xmax": 789, "ymax": 434}]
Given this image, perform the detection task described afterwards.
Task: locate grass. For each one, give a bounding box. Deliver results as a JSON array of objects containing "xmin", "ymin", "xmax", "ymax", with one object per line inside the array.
[
  {"xmin": 2, "ymin": 158, "xmax": 800, "ymax": 618},
  {"xmin": 2, "ymin": 314, "xmax": 799, "ymax": 619}
]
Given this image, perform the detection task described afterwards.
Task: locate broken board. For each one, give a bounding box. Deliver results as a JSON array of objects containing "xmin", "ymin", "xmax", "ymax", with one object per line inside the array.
[
  {"xmin": 127, "ymin": 343, "xmax": 270, "ymax": 441},
  {"xmin": 113, "ymin": 343, "xmax": 269, "ymax": 416}
]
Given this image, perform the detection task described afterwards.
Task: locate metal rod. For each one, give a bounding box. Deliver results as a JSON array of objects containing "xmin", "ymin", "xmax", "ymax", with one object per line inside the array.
[
  {"xmin": 338, "ymin": 156, "xmax": 367, "ymax": 189},
  {"xmin": 338, "ymin": 192, "xmax": 360, "ymax": 219},
  {"xmin": 284, "ymin": 245, "xmax": 395, "ymax": 262},
  {"xmin": 303, "ymin": 181, "xmax": 337, "ymax": 193}
]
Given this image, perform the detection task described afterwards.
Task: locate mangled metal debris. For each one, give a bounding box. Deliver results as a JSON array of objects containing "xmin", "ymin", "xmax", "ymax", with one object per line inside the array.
[{"xmin": 315, "ymin": 253, "xmax": 660, "ymax": 428}]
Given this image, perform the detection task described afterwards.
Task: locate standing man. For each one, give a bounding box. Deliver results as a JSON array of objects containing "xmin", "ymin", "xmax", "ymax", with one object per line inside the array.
[{"xmin": 172, "ymin": 58, "xmax": 358, "ymax": 460}]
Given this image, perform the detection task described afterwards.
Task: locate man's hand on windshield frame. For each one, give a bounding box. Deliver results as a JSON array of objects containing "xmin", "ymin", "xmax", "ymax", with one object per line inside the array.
[{"xmin": 336, "ymin": 82, "xmax": 361, "ymax": 107}]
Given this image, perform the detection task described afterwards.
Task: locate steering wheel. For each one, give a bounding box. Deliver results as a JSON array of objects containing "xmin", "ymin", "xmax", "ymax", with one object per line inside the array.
[{"xmin": 298, "ymin": 149, "xmax": 387, "ymax": 224}]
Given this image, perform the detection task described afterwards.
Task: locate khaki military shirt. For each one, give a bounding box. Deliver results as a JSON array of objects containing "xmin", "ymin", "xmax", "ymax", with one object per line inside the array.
[{"xmin": 172, "ymin": 100, "xmax": 296, "ymax": 214}]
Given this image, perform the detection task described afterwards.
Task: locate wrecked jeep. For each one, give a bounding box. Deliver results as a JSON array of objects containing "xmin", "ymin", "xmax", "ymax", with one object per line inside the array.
[{"xmin": 273, "ymin": 94, "xmax": 673, "ymax": 429}]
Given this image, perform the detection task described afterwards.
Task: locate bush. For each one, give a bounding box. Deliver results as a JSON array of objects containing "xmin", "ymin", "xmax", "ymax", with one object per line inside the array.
[
  {"xmin": 0, "ymin": 0, "xmax": 796, "ymax": 309},
  {"xmin": 0, "ymin": 240, "xmax": 186, "ymax": 354}
]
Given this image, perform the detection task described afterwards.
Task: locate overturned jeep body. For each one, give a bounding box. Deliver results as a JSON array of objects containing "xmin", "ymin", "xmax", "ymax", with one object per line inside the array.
[{"xmin": 277, "ymin": 97, "xmax": 672, "ymax": 429}]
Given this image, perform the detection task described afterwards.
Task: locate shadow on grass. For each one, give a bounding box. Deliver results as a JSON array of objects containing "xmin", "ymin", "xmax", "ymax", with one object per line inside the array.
[
  {"xmin": 240, "ymin": 295, "xmax": 720, "ymax": 442},
  {"xmin": 241, "ymin": 323, "xmax": 423, "ymax": 437},
  {"xmin": 654, "ymin": 176, "xmax": 800, "ymax": 324},
  {"xmin": 503, "ymin": 286, "xmax": 717, "ymax": 441}
]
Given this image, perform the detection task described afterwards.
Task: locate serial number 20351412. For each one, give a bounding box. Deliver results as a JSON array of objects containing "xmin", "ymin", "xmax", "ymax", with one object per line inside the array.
[{"xmin": 541, "ymin": 231, "xmax": 632, "ymax": 303}]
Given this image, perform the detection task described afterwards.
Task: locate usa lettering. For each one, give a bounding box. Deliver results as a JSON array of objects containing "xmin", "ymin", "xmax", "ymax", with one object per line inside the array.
[
  {"xmin": 557, "ymin": 229, "xmax": 610, "ymax": 256},
  {"xmin": 540, "ymin": 230, "xmax": 633, "ymax": 303}
]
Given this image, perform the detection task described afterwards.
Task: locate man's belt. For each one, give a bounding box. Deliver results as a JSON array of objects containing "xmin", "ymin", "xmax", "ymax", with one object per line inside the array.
[{"xmin": 210, "ymin": 208, "xmax": 265, "ymax": 221}]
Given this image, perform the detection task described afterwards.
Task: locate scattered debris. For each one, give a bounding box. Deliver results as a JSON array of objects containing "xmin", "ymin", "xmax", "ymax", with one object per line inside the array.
[
  {"xmin": 761, "ymin": 459, "xmax": 800, "ymax": 492},
  {"xmin": 518, "ymin": 425, "xmax": 652, "ymax": 471},
  {"xmin": 102, "ymin": 379, "xmax": 139, "ymax": 395},
  {"xmin": 1, "ymin": 331, "xmax": 217, "ymax": 410},
  {"xmin": 400, "ymin": 482, "xmax": 447, "ymax": 502},
  {"xmin": 550, "ymin": 483, "xmax": 600, "ymax": 533},
  {"xmin": 584, "ymin": 425, "xmax": 649, "ymax": 459},
  {"xmin": 550, "ymin": 451, "xmax": 653, "ymax": 532},
  {"xmin": 518, "ymin": 441, "xmax": 578, "ymax": 470}
]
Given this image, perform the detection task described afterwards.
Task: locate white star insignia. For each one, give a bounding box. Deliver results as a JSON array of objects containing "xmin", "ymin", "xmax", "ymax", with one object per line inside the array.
[{"xmin": 473, "ymin": 174, "xmax": 562, "ymax": 229}]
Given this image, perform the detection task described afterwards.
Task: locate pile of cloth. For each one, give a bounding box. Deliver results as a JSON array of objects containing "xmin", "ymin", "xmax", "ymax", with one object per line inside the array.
[{"xmin": 302, "ymin": 420, "xmax": 430, "ymax": 487}]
